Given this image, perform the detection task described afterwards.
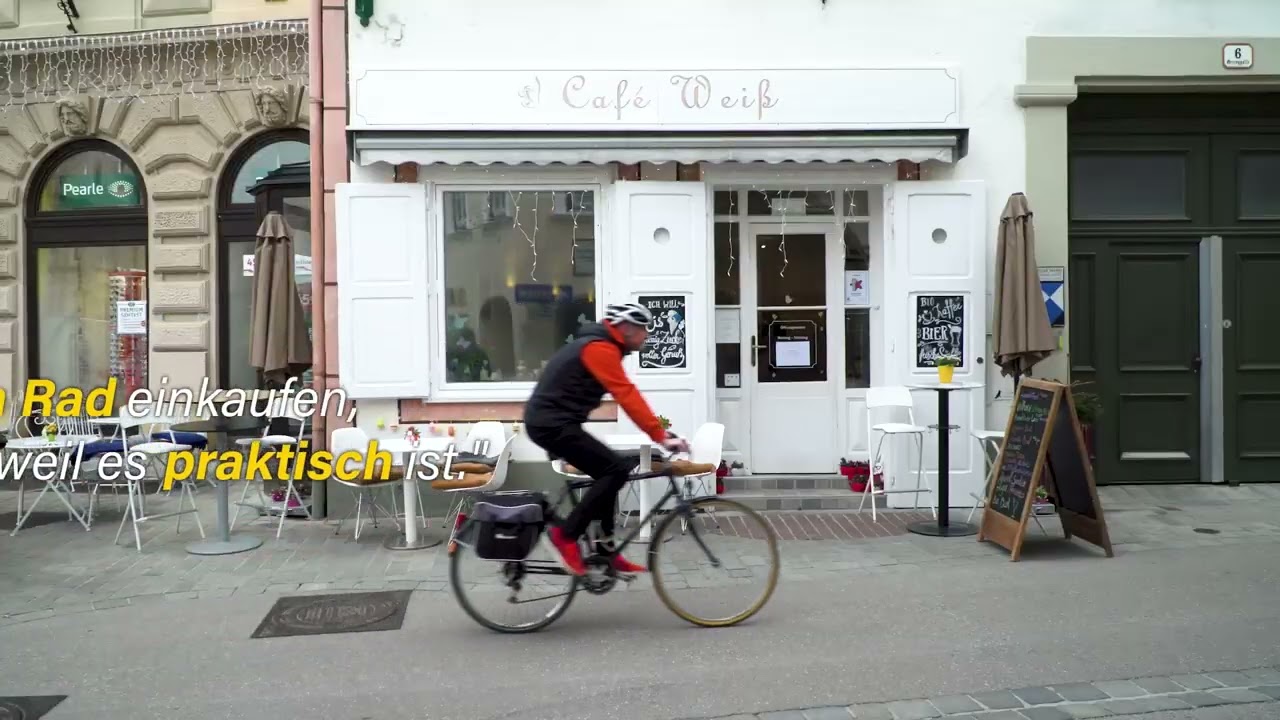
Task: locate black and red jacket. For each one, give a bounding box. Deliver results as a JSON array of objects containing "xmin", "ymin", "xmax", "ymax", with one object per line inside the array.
[{"xmin": 523, "ymin": 322, "xmax": 666, "ymax": 443}]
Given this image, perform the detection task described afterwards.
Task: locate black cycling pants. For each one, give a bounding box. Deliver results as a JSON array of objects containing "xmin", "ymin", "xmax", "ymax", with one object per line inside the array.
[{"xmin": 525, "ymin": 423, "xmax": 636, "ymax": 544}]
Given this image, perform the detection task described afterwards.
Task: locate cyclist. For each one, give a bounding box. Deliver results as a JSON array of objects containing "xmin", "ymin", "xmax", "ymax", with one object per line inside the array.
[{"xmin": 523, "ymin": 303, "xmax": 689, "ymax": 576}]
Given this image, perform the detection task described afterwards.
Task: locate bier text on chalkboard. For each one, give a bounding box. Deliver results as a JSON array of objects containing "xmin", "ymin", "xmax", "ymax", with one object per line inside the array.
[
  {"xmin": 638, "ymin": 294, "xmax": 688, "ymax": 369},
  {"xmin": 916, "ymin": 294, "xmax": 965, "ymax": 368}
]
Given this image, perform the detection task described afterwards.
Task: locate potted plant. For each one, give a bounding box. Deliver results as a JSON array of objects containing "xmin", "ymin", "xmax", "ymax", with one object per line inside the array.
[
  {"xmin": 715, "ymin": 460, "xmax": 729, "ymax": 494},
  {"xmin": 1070, "ymin": 381, "xmax": 1102, "ymax": 465},
  {"xmin": 1032, "ymin": 486, "xmax": 1055, "ymax": 515},
  {"xmin": 935, "ymin": 355, "xmax": 960, "ymax": 384},
  {"xmin": 657, "ymin": 415, "xmax": 673, "ymax": 431}
]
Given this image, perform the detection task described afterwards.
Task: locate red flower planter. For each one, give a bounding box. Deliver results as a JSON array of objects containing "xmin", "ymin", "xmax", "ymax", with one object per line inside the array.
[{"xmin": 848, "ymin": 479, "xmax": 869, "ymax": 493}]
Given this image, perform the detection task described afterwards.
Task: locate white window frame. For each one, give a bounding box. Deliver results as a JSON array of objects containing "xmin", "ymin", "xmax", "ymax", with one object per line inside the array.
[{"xmin": 427, "ymin": 167, "xmax": 612, "ymax": 402}]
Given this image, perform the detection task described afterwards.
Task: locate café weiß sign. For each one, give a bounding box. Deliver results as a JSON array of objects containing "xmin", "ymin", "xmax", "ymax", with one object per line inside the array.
[{"xmin": 350, "ymin": 68, "xmax": 960, "ymax": 131}]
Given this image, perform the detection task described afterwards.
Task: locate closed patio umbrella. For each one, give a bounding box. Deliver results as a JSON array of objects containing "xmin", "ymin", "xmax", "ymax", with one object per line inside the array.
[
  {"xmin": 993, "ymin": 193, "xmax": 1055, "ymax": 384},
  {"xmin": 250, "ymin": 212, "xmax": 312, "ymax": 387}
]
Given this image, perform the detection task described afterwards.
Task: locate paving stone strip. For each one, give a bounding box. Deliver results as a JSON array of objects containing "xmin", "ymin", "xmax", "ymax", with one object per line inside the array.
[{"xmin": 683, "ymin": 665, "xmax": 1280, "ymax": 720}]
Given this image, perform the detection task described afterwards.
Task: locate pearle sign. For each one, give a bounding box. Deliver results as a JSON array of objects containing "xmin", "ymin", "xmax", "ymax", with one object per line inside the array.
[{"xmin": 351, "ymin": 68, "xmax": 960, "ymax": 130}]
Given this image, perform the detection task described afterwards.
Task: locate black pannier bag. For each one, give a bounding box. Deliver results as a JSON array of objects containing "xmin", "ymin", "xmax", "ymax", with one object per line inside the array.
[{"xmin": 470, "ymin": 491, "xmax": 548, "ymax": 561}]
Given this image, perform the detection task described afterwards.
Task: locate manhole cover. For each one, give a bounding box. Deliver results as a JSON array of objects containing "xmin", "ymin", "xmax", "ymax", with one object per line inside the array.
[
  {"xmin": 252, "ymin": 590, "xmax": 413, "ymax": 639},
  {"xmin": 0, "ymin": 697, "xmax": 67, "ymax": 720},
  {"xmin": 1193, "ymin": 527, "xmax": 1220, "ymax": 534}
]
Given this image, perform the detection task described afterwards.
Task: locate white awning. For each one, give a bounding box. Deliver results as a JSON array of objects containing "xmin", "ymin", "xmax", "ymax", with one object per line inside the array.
[{"xmin": 352, "ymin": 131, "xmax": 967, "ymax": 167}]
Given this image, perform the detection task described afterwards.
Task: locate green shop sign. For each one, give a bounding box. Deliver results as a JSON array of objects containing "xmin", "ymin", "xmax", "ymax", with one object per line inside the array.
[{"xmin": 54, "ymin": 173, "xmax": 141, "ymax": 210}]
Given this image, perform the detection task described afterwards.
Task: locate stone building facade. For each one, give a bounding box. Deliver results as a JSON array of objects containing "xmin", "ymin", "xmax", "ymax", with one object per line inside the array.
[{"xmin": 0, "ymin": 11, "xmax": 311, "ymax": 402}]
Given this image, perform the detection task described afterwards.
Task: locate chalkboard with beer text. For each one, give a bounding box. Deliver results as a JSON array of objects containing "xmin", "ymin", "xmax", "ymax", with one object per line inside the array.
[
  {"xmin": 977, "ymin": 378, "xmax": 1113, "ymax": 561},
  {"xmin": 638, "ymin": 295, "xmax": 687, "ymax": 370},
  {"xmin": 915, "ymin": 294, "xmax": 964, "ymax": 368}
]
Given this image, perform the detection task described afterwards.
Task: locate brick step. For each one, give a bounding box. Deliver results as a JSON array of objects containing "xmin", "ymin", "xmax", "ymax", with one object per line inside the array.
[
  {"xmin": 722, "ymin": 474, "xmax": 854, "ymax": 492},
  {"xmin": 720, "ymin": 488, "xmax": 889, "ymax": 512}
]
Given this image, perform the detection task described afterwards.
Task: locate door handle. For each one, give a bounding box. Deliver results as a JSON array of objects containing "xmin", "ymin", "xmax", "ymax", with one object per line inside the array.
[
  {"xmin": 1191, "ymin": 355, "xmax": 1202, "ymax": 372},
  {"xmin": 751, "ymin": 335, "xmax": 764, "ymax": 367}
]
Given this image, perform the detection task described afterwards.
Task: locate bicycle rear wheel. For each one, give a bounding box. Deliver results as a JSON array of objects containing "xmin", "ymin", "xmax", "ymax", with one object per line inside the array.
[
  {"xmin": 648, "ymin": 498, "xmax": 780, "ymax": 628},
  {"xmin": 450, "ymin": 533, "xmax": 580, "ymax": 634}
]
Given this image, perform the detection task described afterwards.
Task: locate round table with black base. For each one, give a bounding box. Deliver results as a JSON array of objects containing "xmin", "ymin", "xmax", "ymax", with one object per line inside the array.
[
  {"xmin": 906, "ymin": 382, "xmax": 984, "ymax": 538},
  {"xmin": 173, "ymin": 416, "xmax": 268, "ymax": 556}
]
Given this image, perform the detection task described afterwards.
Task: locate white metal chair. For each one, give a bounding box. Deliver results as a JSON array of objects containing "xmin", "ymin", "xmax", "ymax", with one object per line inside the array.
[
  {"xmin": 232, "ymin": 394, "xmax": 313, "ymax": 537},
  {"xmin": 329, "ymin": 426, "xmax": 405, "ymax": 541},
  {"xmin": 860, "ymin": 386, "xmax": 934, "ymax": 522},
  {"xmin": 434, "ymin": 432, "xmax": 516, "ymax": 547},
  {"xmin": 107, "ymin": 420, "xmax": 205, "ymax": 552}
]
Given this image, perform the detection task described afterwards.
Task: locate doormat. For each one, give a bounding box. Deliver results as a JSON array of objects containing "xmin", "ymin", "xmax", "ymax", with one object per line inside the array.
[
  {"xmin": 0, "ymin": 695, "xmax": 68, "ymax": 719},
  {"xmin": 0, "ymin": 512, "xmax": 68, "ymax": 531},
  {"xmin": 251, "ymin": 590, "xmax": 413, "ymax": 639}
]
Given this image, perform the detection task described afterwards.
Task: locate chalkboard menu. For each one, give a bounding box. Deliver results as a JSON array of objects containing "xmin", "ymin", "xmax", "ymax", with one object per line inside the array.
[
  {"xmin": 1046, "ymin": 400, "xmax": 1097, "ymax": 520},
  {"xmin": 990, "ymin": 384, "xmax": 1054, "ymax": 521},
  {"xmin": 916, "ymin": 295, "xmax": 965, "ymax": 367},
  {"xmin": 638, "ymin": 295, "xmax": 687, "ymax": 369},
  {"xmin": 979, "ymin": 378, "xmax": 1114, "ymax": 561}
]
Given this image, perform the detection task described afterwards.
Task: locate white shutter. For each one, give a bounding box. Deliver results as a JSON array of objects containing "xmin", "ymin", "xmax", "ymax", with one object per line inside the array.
[
  {"xmin": 608, "ymin": 181, "xmax": 712, "ymax": 439},
  {"xmin": 888, "ymin": 180, "xmax": 988, "ymax": 507},
  {"xmin": 335, "ymin": 183, "xmax": 431, "ymax": 399}
]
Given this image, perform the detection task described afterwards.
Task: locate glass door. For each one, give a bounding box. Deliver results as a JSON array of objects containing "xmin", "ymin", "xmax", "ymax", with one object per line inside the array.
[{"xmin": 746, "ymin": 225, "xmax": 839, "ymax": 474}]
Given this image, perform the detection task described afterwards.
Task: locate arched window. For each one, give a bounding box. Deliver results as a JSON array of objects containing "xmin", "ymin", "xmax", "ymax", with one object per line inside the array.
[
  {"xmin": 217, "ymin": 130, "xmax": 311, "ymax": 390},
  {"xmin": 25, "ymin": 141, "xmax": 149, "ymax": 397}
]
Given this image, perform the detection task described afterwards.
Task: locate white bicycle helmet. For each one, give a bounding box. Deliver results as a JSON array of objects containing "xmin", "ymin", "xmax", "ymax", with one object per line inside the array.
[{"xmin": 603, "ymin": 302, "xmax": 654, "ymax": 327}]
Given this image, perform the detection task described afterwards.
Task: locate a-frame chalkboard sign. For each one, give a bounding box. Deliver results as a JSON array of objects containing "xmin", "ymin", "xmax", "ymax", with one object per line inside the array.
[{"xmin": 977, "ymin": 378, "xmax": 1114, "ymax": 561}]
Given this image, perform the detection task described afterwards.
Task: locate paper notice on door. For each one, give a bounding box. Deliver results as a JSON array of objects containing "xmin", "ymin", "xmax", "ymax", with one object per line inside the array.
[
  {"xmin": 774, "ymin": 339, "xmax": 811, "ymax": 367},
  {"xmin": 116, "ymin": 301, "xmax": 147, "ymax": 335},
  {"xmin": 844, "ymin": 270, "xmax": 870, "ymax": 305},
  {"xmin": 243, "ymin": 255, "xmax": 255, "ymax": 276},
  {"xmin": 714, "ymin": 308, "xmax": 739, "ymax": 344}
]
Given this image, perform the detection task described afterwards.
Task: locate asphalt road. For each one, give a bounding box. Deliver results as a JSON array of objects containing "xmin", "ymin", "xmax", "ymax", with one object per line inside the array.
[{"xmin": 2, "ymin": 540, "xmax": 1278, "ymax": 720}]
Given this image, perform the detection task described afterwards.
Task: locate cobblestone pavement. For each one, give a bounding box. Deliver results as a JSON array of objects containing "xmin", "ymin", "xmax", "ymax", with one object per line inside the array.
[
  {"xmin": 2, "ymin": 483, "xmax": 1279, "ymax": 626},
  {"xmin": 681, "ymin": 666, "xmax": 1280, "ymax": 720}
]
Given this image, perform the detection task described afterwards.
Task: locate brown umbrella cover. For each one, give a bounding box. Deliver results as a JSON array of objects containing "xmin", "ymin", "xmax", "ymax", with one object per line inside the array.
[
  {"xmin": 993, "ymin": 193, "xmax": 1055, "ymax": 379},
  {"xmin": 250, "ymin": 212, "xmax": 312, "ymax": 386}
]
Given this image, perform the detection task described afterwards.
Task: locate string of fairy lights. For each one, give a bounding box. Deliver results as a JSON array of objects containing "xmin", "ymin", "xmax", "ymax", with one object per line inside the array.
[{"xmin": 0, "ymin": 20, "xmax": 308, "ymax": 107}]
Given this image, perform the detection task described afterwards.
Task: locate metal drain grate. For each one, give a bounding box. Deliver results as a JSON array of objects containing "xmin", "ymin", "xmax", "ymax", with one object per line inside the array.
[
  {"xmin": 251, "ymin": 590, "xmax": 413, "ymax": 639},
  {"xmin": 0, "ymin": 696, "xmax": 68, "ymax": 720}
]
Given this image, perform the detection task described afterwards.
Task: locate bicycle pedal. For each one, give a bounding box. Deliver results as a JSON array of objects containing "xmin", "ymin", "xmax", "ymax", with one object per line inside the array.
[{"xmin": 618, "ymin": 573, "xmax": 637, "ymax": 583}]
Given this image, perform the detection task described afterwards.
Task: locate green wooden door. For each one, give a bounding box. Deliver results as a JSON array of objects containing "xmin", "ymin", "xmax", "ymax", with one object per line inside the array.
[
  {"xmin": 1069, "ymin": 238, "xmax": 1203, "ymax": 483},
  {"xmin": 1068, "ymin": 133, "xmax": 1209, "ymax": 484},
  {"xmin": 1213, "ymin": 135, "xmax": 1280, "ymax": 484}
]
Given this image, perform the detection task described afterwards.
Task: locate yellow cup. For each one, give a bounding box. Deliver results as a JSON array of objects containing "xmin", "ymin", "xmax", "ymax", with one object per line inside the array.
[{"xmin": 937, "ymin": 365, "xmax": 955, "ymax": 384}]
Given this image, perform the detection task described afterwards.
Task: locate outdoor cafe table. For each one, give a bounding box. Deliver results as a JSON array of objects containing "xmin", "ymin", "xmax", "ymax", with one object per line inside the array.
[
  {"xmin": 173, "ymin": 416, "xmax": 267, "ymax": 556},
  {"xmin": 905, "ymin": 381, "xmax": 984, "ymax": 538},
  {"xmin": 6, "ymin": 434, "xmax": 99, "ymax": 535},
  {"xmin": 603, "ymin": 433, "xmax": 661, "ymax": 541},
  {"xmin": 378, "ymin": 436, "xmax": 453, "ymax": 551}
]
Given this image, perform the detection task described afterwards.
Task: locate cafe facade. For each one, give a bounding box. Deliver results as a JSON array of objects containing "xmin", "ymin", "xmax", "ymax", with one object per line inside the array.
[
  {"xmin": 0, "ymin": 8, "xmax": 312, "ymax": 407},
  {"xmin": 335, "ymin": 0, "xmax": 1280, "ymax": 499}
]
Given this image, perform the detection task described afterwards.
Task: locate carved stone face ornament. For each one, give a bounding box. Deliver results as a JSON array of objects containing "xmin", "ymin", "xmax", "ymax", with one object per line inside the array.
[
  {"xmin": 55, "ymin": 99, "xmax": 89, "ymax": 136},
  {"xmin": 255, "ymin": 88, "xmax": 289, "ymax": 127}
]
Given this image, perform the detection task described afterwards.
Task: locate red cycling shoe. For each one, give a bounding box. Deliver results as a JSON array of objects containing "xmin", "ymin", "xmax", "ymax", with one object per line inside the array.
[
  {"xmin": 543, "ymin": 526, "xmax": 586, "ymax": 576},
  {"xmin": 611, "ymin": 556, "xmax": 648, "ymax": 574}
]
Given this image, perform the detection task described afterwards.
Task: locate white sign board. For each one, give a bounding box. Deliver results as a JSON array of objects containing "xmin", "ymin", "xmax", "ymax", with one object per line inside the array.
[
  {"xmin": 116, "ymin": 301, "xmax": 147, "ymax": 335},
  {"xmin": 243, "ymin": 253, "xmax": 313, "ymax": 277},
  {"xmin": 352, "ymin": 68, "xmax": 961, "ymax": 131},
  {"xmin": 1223, "ymin": 43, "xmax": 1254, "ymax": 69},
  {"xmin": 714, "ymin": 308, "xmax": 740, "ymax": 344}
]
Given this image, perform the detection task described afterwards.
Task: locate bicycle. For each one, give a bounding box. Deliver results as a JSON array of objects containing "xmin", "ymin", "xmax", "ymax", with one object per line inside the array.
[{"xmin": 448, "ymin": 442, "xmax": 781, "ymax": 633}]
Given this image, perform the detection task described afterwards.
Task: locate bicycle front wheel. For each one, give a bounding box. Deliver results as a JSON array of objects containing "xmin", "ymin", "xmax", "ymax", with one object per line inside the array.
[{"xmin": 648, "ymin": 498, "xmax": 780, "ymax": 628}]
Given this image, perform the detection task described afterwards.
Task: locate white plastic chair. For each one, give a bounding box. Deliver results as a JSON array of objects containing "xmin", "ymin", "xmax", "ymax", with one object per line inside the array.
[
  {"xmin": 461, "ymin": 421, "xmax": 506, "ymax": 460},
  {"xmin": 861, "ymin": 386, "xmax": 934, "ymax": 522},
  {"xmin": 329, "ymin": 426, "xmax": 404, "ymax": 541},
  {"xmin": 435, "ymin": 433, "xmax": 516, "ymax": 546},
  {"xmin": 105, "ymin": 420, "xmax": 204, "ymax": 552},
  {"xmin": 967, "ymin": 429, "xmax": 1046, "ymax": 533}
]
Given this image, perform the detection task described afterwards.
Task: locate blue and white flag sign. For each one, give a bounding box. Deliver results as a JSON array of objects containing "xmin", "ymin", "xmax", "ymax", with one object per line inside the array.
[{"xmin": 1041, "ymin": 280, "xmax": 1065, "ymax": 327}]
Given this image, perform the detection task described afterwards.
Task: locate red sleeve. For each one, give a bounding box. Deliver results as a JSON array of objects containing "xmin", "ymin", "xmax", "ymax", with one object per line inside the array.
[{"xmin": 580, "ymin": 341, "xmax": 666, "ymax": 443}]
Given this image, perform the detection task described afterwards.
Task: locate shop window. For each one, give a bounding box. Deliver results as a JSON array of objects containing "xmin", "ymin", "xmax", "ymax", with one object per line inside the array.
[
  {"xmin": 26, "ymin": 142, "xmax": 149, "ymax": 401},
  {"xmin": 1070, "ymin": 152, "xmax": 1188, "ymax": 220},
  {"xmin": 714, "ymin": 221, "xmax": 741, "ymax": 389},
  {"xmin": 217, "ymin": 131, "xmax": 310, "ymax": 391},
  {"xmin": 439, "ymin": 188, "xmax": 598, "ymax": 386},
  {"xmin": 844, "ymin": 222, "xmax": 871, "ymax": 388},
  {"xmin": 36, "ymin": 150, "xmax": 142, "ymax": 212},
  {"xmin": 228, "ymin": 140, "xmax": 309, "ymax": 204}
]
